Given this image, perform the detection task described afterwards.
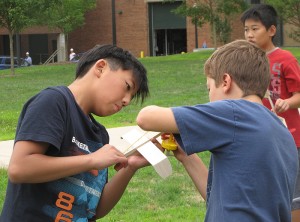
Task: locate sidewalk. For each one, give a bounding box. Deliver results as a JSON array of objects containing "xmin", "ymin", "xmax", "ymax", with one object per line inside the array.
[{"xmin": 0, "ymin": 125, "xmax": 139, "ymax": 169}]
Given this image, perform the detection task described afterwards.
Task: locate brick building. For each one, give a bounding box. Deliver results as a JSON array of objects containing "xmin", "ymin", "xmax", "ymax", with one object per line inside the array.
[
  {"xmin": 0, "ymin": 0, "xmax": 298, "ymax": 64},
  {"xmin": 67, "ymin": 0, "xmax": 244, "ymax": 58}
]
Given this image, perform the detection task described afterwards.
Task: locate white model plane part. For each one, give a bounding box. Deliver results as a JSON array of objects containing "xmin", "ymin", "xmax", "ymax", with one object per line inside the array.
[{"xmin": 120, "ymin": 128, "xmax": 172, "ymax": 179}]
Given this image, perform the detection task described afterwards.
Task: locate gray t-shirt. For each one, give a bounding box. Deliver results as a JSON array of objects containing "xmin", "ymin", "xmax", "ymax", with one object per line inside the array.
[{"xmin": 172, "ymin": 99, "xmax": 298, "ymax": 222}]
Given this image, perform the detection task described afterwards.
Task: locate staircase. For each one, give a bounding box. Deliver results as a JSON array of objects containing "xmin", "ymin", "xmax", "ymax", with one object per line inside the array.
[{"xmin": 43, "ymin": 47, "xmax": 64, "ymax": 65}]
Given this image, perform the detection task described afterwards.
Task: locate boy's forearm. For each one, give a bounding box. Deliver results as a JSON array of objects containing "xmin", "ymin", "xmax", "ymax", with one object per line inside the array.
[
  {"xmin": 137, "ymin": 105, "xmax": 179, "ymax": 133},
  {"xmin": 286, "ymin": 92, "xmax": 300, "ymax": 109},
  {"xmin": 95, "ymin": 167, "xmax": 136, "ymax": 218},
  {"xmin": 9, "ymin": 141, "xmax": 127, "ymax": 183},
  {"xmin": 9, "ymin": 153, "xmax": 97, "ymax": 183},
  {"xmin": 181, "ymin": 154, "xmax": 208, "ymax": 200}
]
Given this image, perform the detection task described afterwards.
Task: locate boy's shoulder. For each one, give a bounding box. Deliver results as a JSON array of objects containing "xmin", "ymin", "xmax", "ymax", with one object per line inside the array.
[
  {"xmin": 39, "ymin": 86, "xmax": 71, "ymax": 98},
  {"xmin": 268, "ymin": 47, "xmax": 297, "ymax": 60},
  {"xmin": 27, "ymin": 86, "xmax": 71, "ymax": 107}
]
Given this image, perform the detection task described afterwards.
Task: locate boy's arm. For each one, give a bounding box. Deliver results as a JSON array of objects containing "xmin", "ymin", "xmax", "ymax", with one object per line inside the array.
[
  {"xmin": 8, "ymin": 140, "xmax": 127, "ymax": 183},
  {"xmin": 179, "ymin": 153, "xmax": 208, "ymax": 200},
  {"xmin": 95, "ymin": 154, "xmax": 148, "ymax": 218},
  {"xmin": 137, "ymin": 106, "xmax": 208, "ymax": 199},
  {"xmin": 275, "ymin": 92, "xmax": 300, "ymax": 113},
  {"xmin": 136, "ymin": 105, "xmax": 179, "ymax": 133}
]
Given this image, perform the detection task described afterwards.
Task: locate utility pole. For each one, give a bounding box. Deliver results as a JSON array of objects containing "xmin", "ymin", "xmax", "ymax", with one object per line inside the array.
[{"xmin": 112, "ymin": 0, "xmax": 116, "ymax": 46}]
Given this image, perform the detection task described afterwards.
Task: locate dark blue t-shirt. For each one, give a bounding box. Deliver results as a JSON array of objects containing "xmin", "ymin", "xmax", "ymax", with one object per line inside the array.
[
  {"xmin": 172, "ymin": 99, "xmax": 298, "ymax": 222},
  {"xmin": 0, "ymin": 86, "xmax": 109, "ymax": 222}
]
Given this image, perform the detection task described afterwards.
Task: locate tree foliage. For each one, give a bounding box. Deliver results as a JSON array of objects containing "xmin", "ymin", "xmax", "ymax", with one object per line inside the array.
[
  {"xmin": 0, "ymin": 0, "xmax": 96, "ymax": 73},
  {"xmin": 40, "ymin": 0, "xmax": 97, "ymax": 34},
  {"xmin": 265, "ymin": 0, "xmax": 300, "ymax": 42},
  {"xmin": 0, "ymin": 0, "xmax": 53, "ymax": 74},
  {"xmin": 172, "ymin": 0, "xmax": 248, "ymax": 47}
]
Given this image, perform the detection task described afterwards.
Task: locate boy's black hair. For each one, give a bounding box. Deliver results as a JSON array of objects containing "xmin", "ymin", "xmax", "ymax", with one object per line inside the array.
[
  {"xmin": 241, "ymin": 4, "xmax": 278, "ymax": 30},
  {"xmin": 76, "ymin": 44, "xmax": 149, "ymax": 103}
]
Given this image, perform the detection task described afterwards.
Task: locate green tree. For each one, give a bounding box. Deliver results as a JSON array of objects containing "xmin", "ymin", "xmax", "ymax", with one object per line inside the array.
[
  {"xmin": 172, "ymin": 0, "xmax": 248, "ymax": 48},
  {"xmin": 41, "ymin": 0, "xmax": 97, "ymax": 60},
  {"xmin": 265, "ymin": 0, "xmax": 300, "ymax": 42},
  {"xmin": 0, "ymin": 0, "xmax": 54, "ymax": 74}
]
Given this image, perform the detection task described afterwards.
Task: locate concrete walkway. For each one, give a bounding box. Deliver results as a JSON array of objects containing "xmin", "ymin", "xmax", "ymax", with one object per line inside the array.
[{"xmin": 0, "ymin": 125, "xmax": 139, "ymax": 169}]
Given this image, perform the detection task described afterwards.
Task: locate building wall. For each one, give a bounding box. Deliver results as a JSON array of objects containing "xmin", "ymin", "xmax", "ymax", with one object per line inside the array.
[
  {"xmin": 68, "ymin": 0, "xmax": 149, "ymax": 58},
  {"xmin": 283, "ymin": 23, "xmax": 300, "ymax": 47},
  {"xmin": 69, "ymin": 0, "xmax": 300, "ymax": 56},
  {"xmin": 115, "ymin": 1, "xmax": 149, "ymax": 57},
  {"xmin": 0, "ymin": 1, "xmax": 298, "ymax": 60},
  {"xmin": 68, "ymin": 0, "xmax": 112, "ymax": 55}
]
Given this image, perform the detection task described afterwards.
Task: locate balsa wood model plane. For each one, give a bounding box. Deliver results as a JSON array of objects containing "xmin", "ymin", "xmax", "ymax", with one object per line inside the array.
[{"xmin": 119, "ymin": 128, "xmax": 172, "ymax": 179}]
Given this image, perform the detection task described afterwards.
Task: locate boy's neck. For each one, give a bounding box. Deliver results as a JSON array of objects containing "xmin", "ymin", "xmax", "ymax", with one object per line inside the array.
[
  {"xmin": 242, "ymin": 95, "xmax": 263, "ymax": 104},
  {"xmin": 266, "ymin": 47, "xmax": 279, "ymax": 55},
  {"xmin": 264, "ymin": 42, "xmax": 277, "ymax": 53}
]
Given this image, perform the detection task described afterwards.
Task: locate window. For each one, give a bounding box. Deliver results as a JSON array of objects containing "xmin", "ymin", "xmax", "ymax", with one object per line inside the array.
[{"xmin": 4, "ymin": 58, "xmax": 10, "ymax": 65}]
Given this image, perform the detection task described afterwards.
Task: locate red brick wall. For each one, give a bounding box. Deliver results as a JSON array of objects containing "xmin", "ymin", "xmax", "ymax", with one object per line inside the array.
[
  {"xmin": 0, "ymin": 26, "xmax": 59, "ymax": 35},
  {"xmin": 68, "ymin": 0, "xmax": 149, "ymax": 58},
  {"xmin": 186, "ymin": 16, "xmax": 213, "ymax": 51},
  {"xmin": 0, "ymin": 1, "xmax": 297, "ymax": 58},
  {"xmin": 115, "ymin": 1, "xmax": 149, "ymax": 57},
  {"xmin": 68, "ymin": 0, "xmax": 112, "ymax": 55},
  {"xmin": 231, "ymin": 16, "xmax": 245, "ymax": 42}
]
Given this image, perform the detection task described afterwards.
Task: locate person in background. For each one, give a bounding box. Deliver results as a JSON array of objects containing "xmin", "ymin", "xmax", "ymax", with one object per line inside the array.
[
  {"xmin": 136, "ymin": 40, "xmax": 298, "ymax": 221},
  {"xmin": 241, "ymin": 4, "xmax": 300, "ymax": 221},
  {"xmin": 69, "ymin": 48, "xmax": 76, "ymax": 61},
  {"xmin": 25, "ymin": 52, "xmax": 32, "ymax": 65},
  {"xmin": 0, "ymin": 44, "xmax": 150, "ymax": 222}
]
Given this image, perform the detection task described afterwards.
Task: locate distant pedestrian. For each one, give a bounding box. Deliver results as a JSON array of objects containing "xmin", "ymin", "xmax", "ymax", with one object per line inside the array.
[
  {"xmin": 25, "ymin": 52, "xmax": 32, "ymax": 65},
  {"xmin": 69, "ymin": 48, "xmax": 76, "ymax": 61}
]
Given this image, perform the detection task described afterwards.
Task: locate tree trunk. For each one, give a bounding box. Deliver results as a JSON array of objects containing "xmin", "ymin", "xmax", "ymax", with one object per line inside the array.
[
  {"xmin": 9, "ymin": 31, "xmax": 15, "ymax": 75},
  {"xmin": 212, "ymin": 22, "xmax": 217, "ymax": 49},
  {"xmin": 65, "ymin": 33, "xmax": 69, "ymax": 61},
  {"xmin": 57, "ymin": 33, "xmax": 66, "ymax": 62}
]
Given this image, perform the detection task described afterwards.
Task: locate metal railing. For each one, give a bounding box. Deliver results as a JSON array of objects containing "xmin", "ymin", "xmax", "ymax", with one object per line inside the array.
[{"xmin": 43, "ymin": 48, "xmax": 64, "ymax": 65}]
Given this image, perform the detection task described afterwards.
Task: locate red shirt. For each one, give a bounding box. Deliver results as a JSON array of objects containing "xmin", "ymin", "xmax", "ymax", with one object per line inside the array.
[{"xmin": 263, "ymin": 48, "xmax": 300, "ymax": 147}]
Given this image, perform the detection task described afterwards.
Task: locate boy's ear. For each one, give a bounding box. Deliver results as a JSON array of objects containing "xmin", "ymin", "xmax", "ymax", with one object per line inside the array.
[
  {"xmin": 222, "ymin": 73, "xmax": 232, "ymax": 93},
  {"xmin": 94, "ymin": 59, "xmax": 107, "ymax": 77},
  {"xmin": 268, "ymin": 25, "xmax": 276, "ymax": 38}
]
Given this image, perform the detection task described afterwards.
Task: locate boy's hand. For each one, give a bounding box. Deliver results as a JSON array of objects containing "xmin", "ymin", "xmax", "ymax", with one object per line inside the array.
[
  {"xmin": 92, "ymin": 144, "xmax": 128, "ymax": 170},
  {"xmin": 114, "ymin": 151, "xmax": 150, "ymax": 172},
  {"xmin": 274, "ymin": 98, "xmax": 289, "ymax": 113},
  {"xmin": 171, "ymin": 143, "xmax": 189, "ymax": 163},
  {"xmin": 151, "ymin": 134, "xmax": 186, "ymax": 163}
]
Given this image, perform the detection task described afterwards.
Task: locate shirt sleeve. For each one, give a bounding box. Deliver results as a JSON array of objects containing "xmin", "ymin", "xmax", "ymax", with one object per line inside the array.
[
  {"xmin": 15, "ymin": 88, "xmax": 68, "ymax": 150},
  {"xmin": 283, "ymin": 53, "xmax": 300, "ymax": 93},
  {"xmin": 172, "ymin": 101, "xmax": 236, "ymax": 155}
]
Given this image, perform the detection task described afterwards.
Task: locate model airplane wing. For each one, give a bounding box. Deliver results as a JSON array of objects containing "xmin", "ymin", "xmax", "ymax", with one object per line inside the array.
[{"xmin": 120, "ymin": 128, "xmax": 172, "ymax": 179}]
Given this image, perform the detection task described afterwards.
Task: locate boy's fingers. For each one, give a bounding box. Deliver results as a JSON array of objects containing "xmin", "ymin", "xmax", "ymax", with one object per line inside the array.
[{"xmin": 114, "ymin": 160, "xmax": 128, "ymax": 171}]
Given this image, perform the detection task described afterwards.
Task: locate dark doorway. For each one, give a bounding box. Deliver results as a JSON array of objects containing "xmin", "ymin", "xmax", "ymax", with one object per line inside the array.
[
  {"xmin": 29, "ymin": 34, "xmax": 48, "ymax": 64},
  {"xmin": 2, "ymin": 35, "xmax": 10, "ymax": 55},
  {"xmin": 155, "ymin": 29, "xmax": 187, "ymax": 56},
  {"xmin": 149, "ymin": 1, "xmax": 187, "ymax": 56}
]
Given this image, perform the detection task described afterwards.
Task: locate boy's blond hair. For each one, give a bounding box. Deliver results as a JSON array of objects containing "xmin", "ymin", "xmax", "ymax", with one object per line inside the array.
[{"xmin": 204, "ymin": 40, "xmax": 270, "ymax": 99}]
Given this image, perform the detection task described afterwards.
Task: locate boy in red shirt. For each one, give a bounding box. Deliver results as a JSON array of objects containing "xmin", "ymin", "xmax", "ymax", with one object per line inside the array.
[{"xmin": 241, "ymin": 4, "xmax": 300, "ymax": 221}]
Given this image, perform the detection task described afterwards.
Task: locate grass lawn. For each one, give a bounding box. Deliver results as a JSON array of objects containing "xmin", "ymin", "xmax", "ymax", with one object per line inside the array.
[{"xmin": 0, "ymin": 47, "xmax": 299, "ymax": 221}]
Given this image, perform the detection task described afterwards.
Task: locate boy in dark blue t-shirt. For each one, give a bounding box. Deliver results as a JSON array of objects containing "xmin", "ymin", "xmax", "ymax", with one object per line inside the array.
[{"xmin": 0, "ymin": 45, "xmax": 150, "ymax": 222}]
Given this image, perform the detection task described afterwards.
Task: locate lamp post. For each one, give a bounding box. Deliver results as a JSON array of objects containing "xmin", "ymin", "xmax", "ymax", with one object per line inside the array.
[
  {"xmin": 193, "ymin": 3, "xmax": 199, "ymax": 49},
  {"xmin": 195, "ymin": 19, "xmax": 198, "ymax": 49},
  {"xmin": 112, "ymin": 0, "xmax": 116, "ymax": 46}
]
